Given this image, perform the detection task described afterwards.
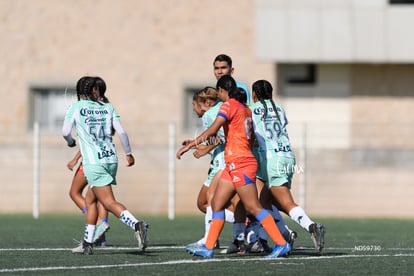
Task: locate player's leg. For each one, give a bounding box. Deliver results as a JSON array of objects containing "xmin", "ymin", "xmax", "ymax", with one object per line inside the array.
[
  {"xmin": 73, "ymin": 187, "xmax": 98, "ymax": 255},
  {"xmin": 69, "ymin": 165, "xmax": 88, "ymax": 214},
  {"xmin": 94, "ymin": 201, "xmax": 109, "ymax": 246},
  {"xmin": 93, "ymin": 184, "xmax": 149, "ymax": 251},
  {"xmin": 270, "ymin": 157, "xmax": 325, "ymax": 253},
  {"xmin": 84, "ymin": 163, "xmax": 149, "ymax": 251},
  {"xmin": 225, "ymin": 195, "xmax": 247, "ymax": 254},
  {"xmin": 186, "ymin": 173, "xmax": 235, "ymax": 258},
  {"xmin": 197, "ymin": 184, "xmax": 208, "ymax": 214}
]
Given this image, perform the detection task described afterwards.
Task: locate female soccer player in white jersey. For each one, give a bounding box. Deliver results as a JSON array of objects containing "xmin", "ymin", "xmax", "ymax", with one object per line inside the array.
[
  {"xmin": 62, "ymin": 76, "xmax": 148, "ymax": 255},
  {"xmin": 67, "ymin": 76, "xmax": 110, "ymax": 249},
  {"xmin": 250, "ymin": 79, "xmax": 325, "ymax": 253}
]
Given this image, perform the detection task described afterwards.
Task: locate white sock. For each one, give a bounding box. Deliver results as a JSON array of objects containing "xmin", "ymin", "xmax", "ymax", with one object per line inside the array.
[
  {"xmin": 225, "ymin": 209, "xmax": 234, "ymax": 223},
  {"xmin": 289, "ymin": 206, "xmax": 314, "ymax": 232},
  {"xmin": 119, "ymin": 210, "xmax": 139, "ymax": 230},
  {"xmin": 201, "ymin": 206, "xmax": 213, "ymax": 243},
  {"xmin": 84, "ymin": 224, "xmax": 95, "ymax": 243}
]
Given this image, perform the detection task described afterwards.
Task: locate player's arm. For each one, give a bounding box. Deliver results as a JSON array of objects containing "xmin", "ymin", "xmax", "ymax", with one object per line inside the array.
[
  {"xmin": 193, "ymin": 136, "xmax": 222, "ymax": 159},
  {"xmin": 176, "ymin": 116, "xmax": 225, "ymax": 159},
  {"xmin": 62, "ymin": 121, "xmax": 76, "ymax": 147},
  {"xmin": 113, "ymin": 120, "xmax": 134, "ymax": 167},
  {"xmin": 67, "ymin": 150, "xmax": 82, "ymax": 171}
]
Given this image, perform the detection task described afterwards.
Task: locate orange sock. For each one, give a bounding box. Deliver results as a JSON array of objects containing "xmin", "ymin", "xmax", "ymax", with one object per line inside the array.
[
  {"xmin": 257, "ymin": 210, "xmax": 286, "ymax": 246},
  {"xmin": 205, "ymin": 212, "xmax": 225, "ymax": 249}
]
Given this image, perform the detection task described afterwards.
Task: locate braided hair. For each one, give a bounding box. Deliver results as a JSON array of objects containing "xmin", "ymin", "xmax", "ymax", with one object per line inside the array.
[
  {"xmin": 77, "ymin": 76, "xmax": 104, "ymax": 105},
  {"xmin": 76, "ymin": 76, "xmax": 91, "ymax": 100},
  {"xmin": 252, "ymin": 80, "xmax": 281, "ymax": 123},
  {"xmin": 95, "ymin": 76, "xmax": 108, "ymax": 103}
]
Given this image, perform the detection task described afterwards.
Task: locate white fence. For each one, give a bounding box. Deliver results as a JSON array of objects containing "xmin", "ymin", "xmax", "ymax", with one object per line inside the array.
[{"xmin": 0, "ymin": 122, "xmax": 413, "ymax": 218}]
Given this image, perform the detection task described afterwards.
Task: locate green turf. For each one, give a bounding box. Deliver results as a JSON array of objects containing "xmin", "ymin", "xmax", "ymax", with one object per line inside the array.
[{"xmin": 0, "ymin": 214, "xmax": 413, "ymax": 275}]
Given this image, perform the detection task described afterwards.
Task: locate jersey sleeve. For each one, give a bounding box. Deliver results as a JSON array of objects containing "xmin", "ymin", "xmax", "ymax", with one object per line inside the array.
[
  {"xmin": 217, "ymin": 101, "xmax": 231, "ymax": 122},
  {"xmin": 62, "ymin": 104, "xmax": 76, "ymax": 145}
]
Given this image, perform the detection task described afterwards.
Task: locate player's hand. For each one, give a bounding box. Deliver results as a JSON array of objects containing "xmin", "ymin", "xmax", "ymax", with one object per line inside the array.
[
  {"xmin": 67, "ymin": 159, "xmax": 77, "ymax": 171},
  {"xmin": 67, "ymin": 140, "xmax": 76, "ymax": 148},
  {"xmin": 193, "ymin": 146, "xmax": 209, "ymax": 159},
  {"xmin": 176, "ymin": 145, "xmax": 190, "ymax": 160},
  {"xmin": 126, "ymin": 154, "xmax": 135, "ymax": 167}
]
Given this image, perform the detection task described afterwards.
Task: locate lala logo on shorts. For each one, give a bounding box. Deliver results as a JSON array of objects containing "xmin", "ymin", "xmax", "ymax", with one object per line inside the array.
[{"xmin": 98, "ymin": 146, "xmax": 115, "ymax": 159}]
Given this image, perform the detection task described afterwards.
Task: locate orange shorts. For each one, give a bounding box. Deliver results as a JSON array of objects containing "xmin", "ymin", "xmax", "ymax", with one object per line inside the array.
[{"xmin": 221, "ymin": 157, "xmax": 257, "ymax": 187}]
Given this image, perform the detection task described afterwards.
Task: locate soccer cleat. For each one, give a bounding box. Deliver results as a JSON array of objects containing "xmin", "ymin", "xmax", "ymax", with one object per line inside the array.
[
  {"xmin": 93, "ymin": 221, "xmax": 110, "ymax": 243},
  {"xmin": 264, "ymin": 243, "xmax": 291, "ymax": 259},
  {"xmin": 135, "ymin": 221, "xmax": 149, "ymax": 251},
  {"xmin": 247, "ymin": 238, "xmax": 271, "ymax": 254},
  {"xmin": 185, "ymin": 242, "xmax": 198, "ymax": 252},
  {"xmin": 82, "ymin": 241, "xmax": 93, "ymax": 255},
  {"xmin": 288, "ymin": 230, "xmax": 298, "ymax": 249},
  {"xmin": 186, "ymin": 238, "xmax": 219, "ymax": 251},
  {"xmin": 186, "ymin": 243, "xmax": 214, "ymax": 258},
  {"xmin": 94, "ymin": 233, "xmax": 107, "ymax": 247},
  {"xmin": 71, "ymin": 241, "xmax": 84, "ymax": 253},
  {"xmin": 309, "ymin": 223, "xmax": 326, "ymax": 253},
  {"xmin": 246, "ymin": 240, "xmax": 264, "ymax": 253},
  {"xmin": 72, "ymin": 240, "xmax": 93, "ymax": 255},
  {"xmin": 226, "ymin": 238, "xmax": 246, "ymax": 254}
]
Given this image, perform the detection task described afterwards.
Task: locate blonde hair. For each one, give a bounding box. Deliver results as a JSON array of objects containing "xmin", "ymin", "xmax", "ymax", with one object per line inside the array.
[{"xmin": 197, "ymin": 86, "xmax": 218, "ymax": 103}]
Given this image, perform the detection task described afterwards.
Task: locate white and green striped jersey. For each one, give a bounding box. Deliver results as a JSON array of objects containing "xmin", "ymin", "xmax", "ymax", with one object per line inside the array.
[
  {"xmin": 201, "ymin": 101, "xmax": 225, "ymax": 156},
  {"xmin": 63, "ymin": 100, "xmax": 120, "ymax": 165},
  {"xmin": 250, "ymin": 99, "xmax": 294, "ymax": 158}
]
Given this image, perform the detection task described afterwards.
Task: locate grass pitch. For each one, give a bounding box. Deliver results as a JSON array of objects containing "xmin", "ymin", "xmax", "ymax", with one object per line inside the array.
[{"xmin": 0, "ymin": 214, "xmax": 413, "ymax": 275}]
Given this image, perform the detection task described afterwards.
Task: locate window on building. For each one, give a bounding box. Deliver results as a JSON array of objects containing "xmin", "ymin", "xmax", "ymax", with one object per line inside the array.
[
  {"xmin": 29, "ymin": 86, "xmax": 76, "ymax": 133},
  {"xmin": 285, "ymin": 64, "xmax": 317, "ymax": 85},
  {"xmin": 183, "ymin": 87, "xmax": 203, "ymax": 134}
]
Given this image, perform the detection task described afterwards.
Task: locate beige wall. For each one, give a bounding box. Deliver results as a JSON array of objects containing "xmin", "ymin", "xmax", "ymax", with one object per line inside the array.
[
  {"xmin": 0, "ymin": 0, "xmax": 275, "ymax": 135},
  {"xmin": 0, "ymin": 0, "xmax": 413, "ymax": 218},
  {"xmin": 0, "ymin": 0, "xmax": 276, "ymax": 215}
]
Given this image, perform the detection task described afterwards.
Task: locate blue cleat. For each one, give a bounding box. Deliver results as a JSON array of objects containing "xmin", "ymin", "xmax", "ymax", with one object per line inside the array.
[
  {"xmin": 264, "ymin": 243, "xmax": 291, "ymax": 259},
  {"xmin": 186, "ymin": 244, "xmax": 214, "ymax": 258}
]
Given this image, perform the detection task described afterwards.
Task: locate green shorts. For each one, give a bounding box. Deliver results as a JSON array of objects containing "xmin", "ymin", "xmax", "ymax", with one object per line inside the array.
[
  {"xmin": 255, "ymin": 150, "xmax": 295, "ymax": 188},
  {"xmin": 204, "ymin": 151, "xmax": 225, "ymax": 187},
  {"xmin": 253, "ymin": 146, "xmax": 266, "ymax": 182},
  {"xmin": 83, "ymin": 163, "xmax": 118, "ymax": 187}
]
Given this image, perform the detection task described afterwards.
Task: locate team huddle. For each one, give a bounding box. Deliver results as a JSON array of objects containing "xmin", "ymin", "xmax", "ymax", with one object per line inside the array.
[{"xmin": 62, "ymin": 54, "xmax": 325, "ymax": 259}]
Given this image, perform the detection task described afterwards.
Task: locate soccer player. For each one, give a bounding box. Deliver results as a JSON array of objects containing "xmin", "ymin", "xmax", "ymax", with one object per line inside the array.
[
  {"xmin": 185, "ymin": 87, "xmax": 235, "ymax": 250},
  {"xmin": 177, "ymin": 75, "xmax": 290, "ymax": 259},
  {"xmin": 250, "ymin": 79, "xmax": 326, "ymax": 253},
  {"xmin": 213, "ymin": 55, "xmax": 255, "ymax": 253},
  {"xmin": 62, "ymin": 76, "xmax": 148, "ymax": 255},
  {"xmin": 67, "ymin": 77, "xmax": 110, "ymax": 249}
]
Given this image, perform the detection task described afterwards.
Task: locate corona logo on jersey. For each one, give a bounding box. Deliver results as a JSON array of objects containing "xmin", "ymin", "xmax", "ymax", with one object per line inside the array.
[
  {"xmin": 80, "ymin": 107, "xmax": 109, "ymax": 116},
  {"xmin": 252, "ymin": 106, "xmax": 281, "ymax": 116}
]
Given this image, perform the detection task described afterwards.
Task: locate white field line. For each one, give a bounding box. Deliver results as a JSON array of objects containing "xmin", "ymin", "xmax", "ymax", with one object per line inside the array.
[
  {"xmin": 1, "ymin": 246, "xmax": 414, "ymax": 273},
  {"xmin": 1, "ymin": 246, "xmax": 414, "ymax": 251}
]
